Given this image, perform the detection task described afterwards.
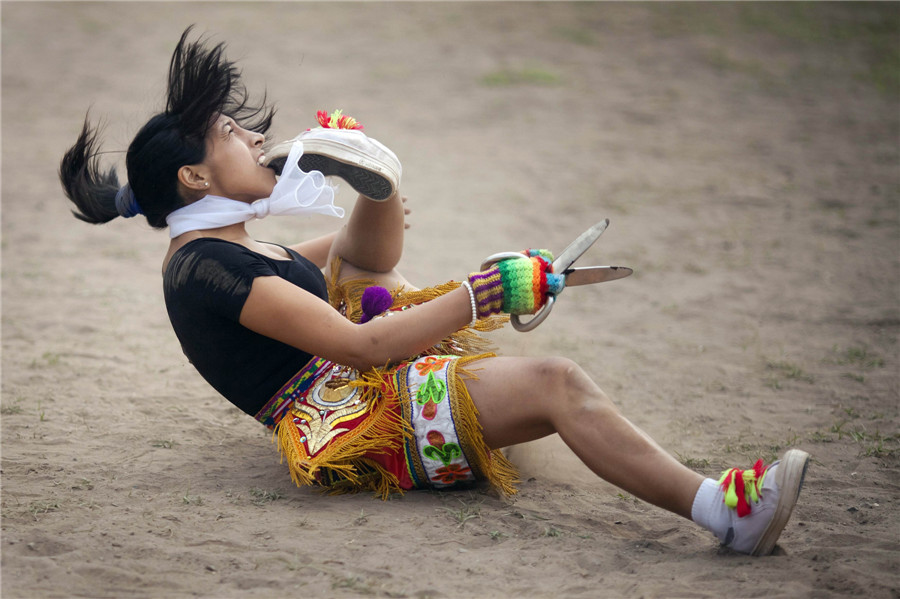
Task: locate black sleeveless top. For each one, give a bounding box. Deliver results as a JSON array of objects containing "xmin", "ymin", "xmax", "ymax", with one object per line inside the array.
[{"xmin": 163, "ymin": 238, "xmax": 328, "ymax": 415}]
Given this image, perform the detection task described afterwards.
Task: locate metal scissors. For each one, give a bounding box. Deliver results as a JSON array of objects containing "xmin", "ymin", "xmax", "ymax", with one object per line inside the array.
[{"xmin": 480, "ymin": 219, "xmax": 633, "ymax": 332}]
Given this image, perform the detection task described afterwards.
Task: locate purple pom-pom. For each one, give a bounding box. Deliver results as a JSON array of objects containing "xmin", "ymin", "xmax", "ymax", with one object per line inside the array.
[{"xmin": 359, "ymin": 286, "xmax": 393, "ymax": 323}]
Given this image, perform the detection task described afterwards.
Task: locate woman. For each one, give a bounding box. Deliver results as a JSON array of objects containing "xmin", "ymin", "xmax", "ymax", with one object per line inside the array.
[{"xmin": 59, "ymin": 27, "xmax": 808, "ymax": 556}]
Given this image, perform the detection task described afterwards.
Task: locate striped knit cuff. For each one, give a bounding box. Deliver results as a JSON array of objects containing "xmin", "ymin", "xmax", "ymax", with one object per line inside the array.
[
  {"xmin": 467, "ymin": 266, "xmax": 505, "ymax": 318},
  {"xmin": 467, "ymin": 256, "xmax": 556, "ymax": 318}
]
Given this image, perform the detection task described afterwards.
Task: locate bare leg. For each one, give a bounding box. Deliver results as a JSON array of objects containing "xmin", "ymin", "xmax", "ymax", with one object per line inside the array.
[
  {"xmin": 465, "ymin": 356, "xmax": 704, "ymax": 519},
  {"xmin": 325, "ymin": 193, "xmax": 701, "ymax": 514},
  {"xmin": 326, "ymin": 191, "xmax": 406, "ymax": 274}
]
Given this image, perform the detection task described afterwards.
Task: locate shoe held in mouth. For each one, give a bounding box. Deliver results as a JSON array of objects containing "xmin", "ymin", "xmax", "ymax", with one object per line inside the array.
[{"xmin": 267, "ymin": 128, "xmax": 401, "ymax": 201}]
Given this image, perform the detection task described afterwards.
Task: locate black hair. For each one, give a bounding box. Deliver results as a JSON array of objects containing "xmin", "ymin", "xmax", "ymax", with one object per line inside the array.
[{"xmin": 59, "ymin": 26, "xmax": 275, "ymax": 229}]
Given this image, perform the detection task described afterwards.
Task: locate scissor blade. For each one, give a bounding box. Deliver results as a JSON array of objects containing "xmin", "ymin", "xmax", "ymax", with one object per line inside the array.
[
  {"xmin": 552, "ymin": 219, "xmax": 609, "ymax": 273},
  {"xmin": 563, "ymin": 266, "xmax": 633, "ymax": 286}
]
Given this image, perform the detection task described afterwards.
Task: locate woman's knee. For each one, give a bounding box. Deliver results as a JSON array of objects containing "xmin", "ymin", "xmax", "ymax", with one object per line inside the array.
[
  {"xmin": 535, "ymin": 356, "xmax": 617, "ymax": 417},
  {"xmin": 331, "ymin": 261, "xmax": 413, "ymax": 290}
]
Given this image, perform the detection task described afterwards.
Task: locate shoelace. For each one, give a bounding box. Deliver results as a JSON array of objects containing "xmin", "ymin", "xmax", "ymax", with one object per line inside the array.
[{"xmin": 718, "ymin": 459, "xmax": 770, "ymax": 518}]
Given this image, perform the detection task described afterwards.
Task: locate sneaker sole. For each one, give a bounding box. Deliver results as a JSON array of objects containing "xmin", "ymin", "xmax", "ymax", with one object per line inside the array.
[
  {"xmin": 268, "ymin": 138, "xmax": 397, "ymax": 201},
  {"xmin": 751, "ymin": 449, "xmax": 810, "ymax": 556},
  {"xmin": 298, "ymin": 153, "xmax": 394, "ymax": 201}
]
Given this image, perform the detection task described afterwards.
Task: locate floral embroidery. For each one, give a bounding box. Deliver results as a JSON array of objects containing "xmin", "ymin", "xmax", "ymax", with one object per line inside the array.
[
  {"xmin": 432, "ymin": 464, "xmax": 472, "ymax": 484},
  {"xmin": 415, "ymin": 371, "xmax": 446, "ymax": 420},
  {"xmin": 423, "ymin": 429, "xmax": 463, "ymax": 466},
  {"xmin": 423, "ymin": 443, "xmax": 462, "ymax": 466},
  {"xmin": 414, "ymin": 356, "xmax": 452, "ymax": 376}
]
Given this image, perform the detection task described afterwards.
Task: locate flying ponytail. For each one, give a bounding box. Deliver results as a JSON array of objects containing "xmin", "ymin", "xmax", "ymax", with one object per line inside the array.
[
  {"xmin": 59, "ymin": 117, "xmax": 122, "ymax": 225},
  {"xmin": 59, "ymin": 25, "xmax": 276, "ymax": 229}
]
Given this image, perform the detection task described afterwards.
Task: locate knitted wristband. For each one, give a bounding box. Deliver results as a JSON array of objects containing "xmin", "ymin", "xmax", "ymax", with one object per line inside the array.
[
  {"xmin": 467, "ymin": 265, "xmax": 502, "ymax": 318},
  {"xmin": 460, "ymin": 280, "xmax": 478, "ymax": 326},
  {"xmin": 468, "ymin": 256, "xmax": 559, "ymax": 318}
]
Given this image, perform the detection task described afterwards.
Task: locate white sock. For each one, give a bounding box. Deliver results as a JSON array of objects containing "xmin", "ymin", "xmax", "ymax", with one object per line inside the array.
[{"xmin": 691, "ymin": 478, "xmax": 732, "ymax": 543}]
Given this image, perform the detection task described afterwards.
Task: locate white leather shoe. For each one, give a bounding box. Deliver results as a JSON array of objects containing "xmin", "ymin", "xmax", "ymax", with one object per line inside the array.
[{"xmin": 267, "ymin": 128, "xmax": 401, "ymax": 201}]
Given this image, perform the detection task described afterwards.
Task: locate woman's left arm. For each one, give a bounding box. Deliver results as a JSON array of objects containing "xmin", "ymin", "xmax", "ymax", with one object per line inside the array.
[
  {"xmin": 287, "ymin": 231, "xmax": 338, "ymax": 268},
  {"xmin": 289, "ymin": 197, "xmax": 410, "ymax": 268}
]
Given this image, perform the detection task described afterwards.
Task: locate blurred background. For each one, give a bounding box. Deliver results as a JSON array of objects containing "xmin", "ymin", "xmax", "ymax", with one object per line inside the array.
[{"xmin": 3, "ymin": 3, "xmax": 898, "ymax": 597}]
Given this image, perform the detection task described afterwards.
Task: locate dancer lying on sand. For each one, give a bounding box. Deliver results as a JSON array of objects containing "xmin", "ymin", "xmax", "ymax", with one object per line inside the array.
[{"xmin": 59, "ymin": 27, "xmax": 809, "ymax": 556}]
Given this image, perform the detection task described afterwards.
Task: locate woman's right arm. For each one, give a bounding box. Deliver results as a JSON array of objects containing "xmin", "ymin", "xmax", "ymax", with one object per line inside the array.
[{"xmin": 239, "ymin": 275, "xmax": 472, "ymax": 371}]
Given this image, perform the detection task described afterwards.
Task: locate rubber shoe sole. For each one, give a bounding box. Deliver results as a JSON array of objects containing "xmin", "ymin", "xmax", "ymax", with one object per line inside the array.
[
  {"xmin": 267, "ymin": 139, "xmax": 397, "ymax": 201},
  {"xmin": 750, "ymin": 449, "xmax": 810, "ymax": 556},
  {"xmin": 298, "ymin": 152, "xmax": 394, "ymax": 201}
]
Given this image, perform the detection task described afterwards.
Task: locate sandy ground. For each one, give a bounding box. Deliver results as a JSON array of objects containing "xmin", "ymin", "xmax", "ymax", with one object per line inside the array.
[{"xmin": 2, "ymin": 3, "xmax": 899, "ymax": 598}]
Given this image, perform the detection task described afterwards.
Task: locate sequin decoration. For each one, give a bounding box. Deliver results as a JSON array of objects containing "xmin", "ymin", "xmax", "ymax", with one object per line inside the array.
[{"xmin": 290, "ymin": 369, "xmax": 368, "ymax": 456}]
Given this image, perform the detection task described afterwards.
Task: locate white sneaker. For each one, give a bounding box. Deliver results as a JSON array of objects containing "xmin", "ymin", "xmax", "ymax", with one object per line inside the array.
[
  {"xmin": 267, "ymin": 128, "xmax": 401, "ymax": 201},
  {"xmin": 720, "ymin": 449, "xmax": 810, "ymax": 556}
]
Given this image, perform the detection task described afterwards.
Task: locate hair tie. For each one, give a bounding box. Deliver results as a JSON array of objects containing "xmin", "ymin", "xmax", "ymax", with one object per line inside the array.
[{"xmin": 114, "ymin": 184, "xmax": 142, "ymax": 218}]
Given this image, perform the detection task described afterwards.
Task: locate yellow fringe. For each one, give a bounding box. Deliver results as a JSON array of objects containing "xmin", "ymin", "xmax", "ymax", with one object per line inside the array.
[
  {"xmin": 451, "ymin": 357, "xmax": 520, "ymax": 496},
  {"xmin": 274, "ymin": 368, "xmax": 411, "ymax": 500}
]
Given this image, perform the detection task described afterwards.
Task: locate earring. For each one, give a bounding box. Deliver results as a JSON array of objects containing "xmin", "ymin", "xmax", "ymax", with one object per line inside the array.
[{"xmin": 204, "ymin": 182, "xmax": 210, "ymax": 188}]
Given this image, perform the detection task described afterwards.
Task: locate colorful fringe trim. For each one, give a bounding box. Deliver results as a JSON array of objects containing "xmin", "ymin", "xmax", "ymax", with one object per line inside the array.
[{"xmin": 254, "ymin": 357, "xmax": 331, "ymax": 428}]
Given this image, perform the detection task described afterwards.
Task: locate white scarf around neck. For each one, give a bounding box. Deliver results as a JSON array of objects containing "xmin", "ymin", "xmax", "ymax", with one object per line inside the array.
[{"xmin": 166, "ymin": 140, "xmax": 345, "ymax": 238}]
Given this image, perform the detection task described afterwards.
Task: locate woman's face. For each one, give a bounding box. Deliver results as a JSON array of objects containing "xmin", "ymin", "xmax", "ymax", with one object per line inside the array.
[{"xmin": 200, "ymin": 115, "xmax": 276, "ymax": 203}]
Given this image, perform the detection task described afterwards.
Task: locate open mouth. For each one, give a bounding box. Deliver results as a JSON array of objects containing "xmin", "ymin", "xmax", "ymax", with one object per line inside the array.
[
  {"xmin": 265, "ymin": 156, "xmax": 286, "ymax": 173},
  {"xmin": 260, "ymin": 153, "xmax": 285, "ymax": 175}
]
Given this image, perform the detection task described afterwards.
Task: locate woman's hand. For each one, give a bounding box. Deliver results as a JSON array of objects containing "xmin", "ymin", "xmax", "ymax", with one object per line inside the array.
[
  {"xmin": 466, "ymin": 251, "xmax": 565, "ymax": 318},
  {"xmin": 402, "ymin": 195, "xmax": 411, "ymax": 229}
]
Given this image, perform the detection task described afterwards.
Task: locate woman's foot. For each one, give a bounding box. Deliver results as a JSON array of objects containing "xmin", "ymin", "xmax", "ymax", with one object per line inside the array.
[
  {"xmin": 267, "ymin": 129, "xmax": 401, "ymax": 201},
  {"xmin": 692, "ymin": 449, "xmax": 810, "ymax": 556}
]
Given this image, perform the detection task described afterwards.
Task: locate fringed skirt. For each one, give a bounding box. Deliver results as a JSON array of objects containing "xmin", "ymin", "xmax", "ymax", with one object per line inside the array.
[{"xmin": 254, "ymin": 262, "xmax": 518, "ymax": 499}]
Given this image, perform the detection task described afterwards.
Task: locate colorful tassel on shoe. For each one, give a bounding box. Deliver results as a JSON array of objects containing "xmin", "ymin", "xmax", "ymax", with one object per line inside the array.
[
  {"xmin": 316, "ymin": 109, "xmax": 364, "ymax": 131},
  {"xmin": 718, "ymin": 459, "xmax": 769, "ymax": 518}
]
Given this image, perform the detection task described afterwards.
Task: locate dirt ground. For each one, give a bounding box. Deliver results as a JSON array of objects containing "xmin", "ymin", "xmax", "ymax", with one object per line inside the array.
[{"xmin": 2, "ymin": 3, "xmax": 898, "ymax": 598}]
